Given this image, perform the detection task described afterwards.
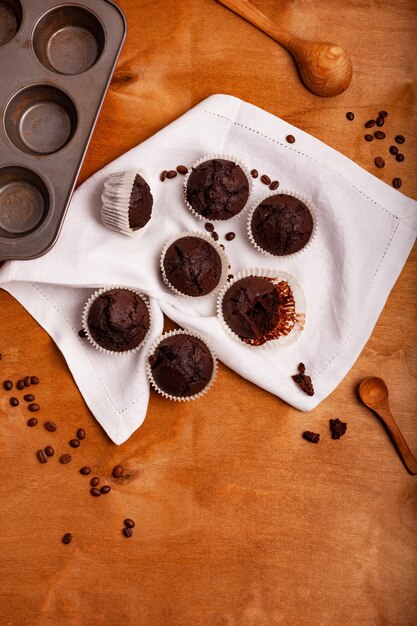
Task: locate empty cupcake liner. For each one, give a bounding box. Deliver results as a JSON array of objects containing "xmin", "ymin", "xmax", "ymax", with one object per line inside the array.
[
  {"xmin": 216, "ymin": 268, "xmax": 306, "ymax": 349},
  {"xmin": 160, "ymin": 230, "xmax": 230, "ymax": 299},
  {"xmin": 183, "ymin": 154, "xmax": 253, "ymax": 223},
  {"xmin": 146, "ymin": 329, "xmax": 218, "ymax": 402},
  {"xmin": 247, "ymin": 188, "xmax": 318, "ymax": 258},
  {"xmin": 101, "ymin": 169, "xmax": 152, "ymax": 237},
  {"xmin": 82, "ymin": 285, "xmax": 152, "ymax": 356}
]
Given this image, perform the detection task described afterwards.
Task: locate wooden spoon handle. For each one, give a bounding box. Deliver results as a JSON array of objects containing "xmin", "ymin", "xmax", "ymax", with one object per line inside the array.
[{"xmin": 376, "ymin": 406, "xmax": 417, "ymax": 475}]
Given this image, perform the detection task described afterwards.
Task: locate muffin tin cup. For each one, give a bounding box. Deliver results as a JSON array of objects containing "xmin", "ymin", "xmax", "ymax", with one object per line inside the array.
[
  {"xmin": 182, "ymin": 153, "xmax": 253, "ymax": 223},
  {"xmin": 146, "ymin": 329, "xmax": 218, "ymax": 402},
  {"xmin": 101, "ymin": 169, "xmax": 151, "ymax": 237},
  {"xmin": 216, "ymin": 268, "xmax": 306, "ymax": 349},
  {"xmin": 160, "ymin": 230, "xmax": 230, "ymax": 299},
  {"xmin": 247, "ymin": 189, "xmax": 318, "ymax": 259},
  {"xmin": 81, "ymin": 285, "xmax": 152, "ymax": 356}
]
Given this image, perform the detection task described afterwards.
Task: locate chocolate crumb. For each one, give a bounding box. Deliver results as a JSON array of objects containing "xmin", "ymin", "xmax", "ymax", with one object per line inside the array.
[
  {"xmin": 302, "ymin": 431, "xmax": 320, "ymax": 444},
  {"xmin": 292, "ymin": 363, "xmax": 314, "ymax": 396},
  {"xmin": 329, "ymin": 418, "xmax": 347, "ymax": 440}
]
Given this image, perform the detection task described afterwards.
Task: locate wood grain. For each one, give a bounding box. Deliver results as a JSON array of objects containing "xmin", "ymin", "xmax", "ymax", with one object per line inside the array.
[{"xmin": 1, "ymin": 1, "xmax": 416, "ymax": 624}]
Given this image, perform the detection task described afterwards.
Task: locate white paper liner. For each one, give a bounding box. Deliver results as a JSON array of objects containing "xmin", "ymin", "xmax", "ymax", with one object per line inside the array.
[
  {"xmin": 183, "ymin": 154, "xmax": 253, "ymax": 222},
  {"xmin": 160, "ymin": 231, "xmax": 230, "ymax": 299},
  {"xmin": 82, "ymin": 286, "xmax": 152, "ymax": 356},
  {"xmin": 146, "ymin": 329, "xmax": 218, "ymax": 402},
  {"xmin": 247, "ymin": 188, "xmax": 318, "ymax": 258},
  {"xmin": 101, "ymin": 169, "xmax": 151, "ymax": 237},
  {"xmin": 216, "ymin": 268, "xmax": 306, "ymax": 349}
]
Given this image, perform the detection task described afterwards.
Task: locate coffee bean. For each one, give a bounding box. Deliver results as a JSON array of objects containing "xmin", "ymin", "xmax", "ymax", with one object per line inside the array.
[
  {"xmin": 225, "ymin": 232, "xmax": 235, "ymax": 241},
  {"xmin": 90, "ymin": 476, "xmax": 100, "ymax": 487},
  {"xmin": 62, "ymin": 533, "xmax": 72, "ymax": 545},
  {"xmin": 365, "ymin": 119, "xmax": 376, "ymax": 128},
  {"xmin": 166, "ymin": 170, "xmax": 177, "ymax": 179},
  {"xmin": 124, "ymin": 518, "xmax": 135, "ymax": 528},
  {"xmin": 90, "ymin": 488, "xmax": 101, "ymax": 497},
  {"xmin": 78, "ymin": 329, "xmax": 87, "ymax": 338},
  {"xmin": 395, "ymin": 135, "xmax": 405, "ymax": 144},
  {"xmin": 176, "ymin": 165, "xmax": 188, "ymax": 175},
  {"xmin": 269, "ymin": 180, "xmax": 279, "ymax": 190},
  {"xmin": 16, "ymin": 380, "xmax": 25, "ymax": 390},
  {"xmin": 112, "ymin": 465, "xmax": 124, "ymax": 478},
  {"xmin": 24, "ymin": 394, "xmax": 35, "ymax": 402},
  {"xmin": 123, "ymin": 527, "xmax": 133, "ymax": 538},
  {"xmin": 286, "ymin": 135, "xmax": 295, "ymax": 144},
  {"xmin": 10, "ymin": 397, "xmax": 19, "ymax": 407},
  {"xmin": 376, "ymin": 116, "xmax": 385, "ymax": 127},
  {"xmin": 29, "ymin": 403, "xmax": 39, "ymax": 412},
  {"xmin": 160, "ymin": 170, "xmax": 167, "ymax": 182},
  {"xmin": 3, "ymin": 380, "xmax": 12, "ymax": 391},
  {"xmin": 227, "ymin": 274, "xmax": 234, "ymax": 281},
  {"xmin": 148, "ymin": 354, "xmax": 157, "ymax": 366},
  {"xmin": 346, "ymin": 112, "xmax": 354, "ymax": 121},
  {"xmin": 379, "ymin": 111, "xmax": 388, "ymax": 118},
  {"xmin": 374, "ymin": 157, "xmax": 385, "ymax": 169},
  {"xmin": 80, "ymin": 467, "xmax": 91, "ymax": 475},
  {"xmin": 60, "ymin": 454, "xmax": 72, "ymax": 464},
  {"xmin": 396, "ymin": 153, "xmax": 404, "ymax": 162},
  {"xmin": 45, "ymin": 446, "xmax": 54, "ymax": 457},
  {"xmin": 374, "ymin": 131, "xmax": 386, "ymax": 140},
  {"xmin": 37, "ymin": 449, "xmax": 47, "ymax": 464},
  {"xmin": 393, "ymin": 178, "xmax": 402, "ymax": 189},
  {"xmin": 30, "ymin": 376, "xmax": 39, "ymax": 385},
  {"xmin": 24, "ymin": 376, "xmax": 31, "ymax": 387},
  {"xmin": 261, "ymin": 175, "xmax": 271, "ymax": 185},
  {"xmin": 44, "ymin": 421, "xmax": 57, "ymax": 432},
  {"xmin": 27, "ymin": 418, "xmax": 38, "ymax": 427},
  {"xmin": 389, "ymin": 145, "xmax": 398, "ymax": 155},
  {"xmin": 69, "ymin": 439, "xmax": 80, "ymax": 448},
  {"xmin": 100, "ymin": 486, "xmax": 111, "ymax": 494},
  {"xmin": 204, "ymin": 222, "xmax": 214, "ymax": 233},
  {"xmin": 211, "ymin": 232, "xmax": 219, "ymax": 241},
  {"xmin": 364, "ymin": 134, "xmax": 374, "ymax": 142},
  {"xmin": 250, "ymin": 169, "xmax": 258, "ymax": 178},
  {"xmin": 77, "ymin": 428, "xmax": 86, "ymax": 440}
]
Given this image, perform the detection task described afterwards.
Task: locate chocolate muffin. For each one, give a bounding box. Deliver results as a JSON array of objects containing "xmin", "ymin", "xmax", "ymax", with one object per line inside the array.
[
  {"xmin": 86, "ymin": 288, "xmax": 150, "ymax": 352},
  {"xmin": 250, "ymin": 194, "xmax": 313, "ymax": 256},
  {"xmin": 163, "ymin": 236, "xmax": 223, "ymax": 296},
  {"xmin": 128, "ymin": 174, "xmax": 153, "ymax": 230},
  {"xmin": 186, "ymin": 158, "xmax": 249, "ymax": 220},
  {"xmin": 101, "ymin": 171, "xmax": 153, "ymax": 236},
  {"xmin": 149, "ymin": 333, "xmax": 214, "ymax": 398}
]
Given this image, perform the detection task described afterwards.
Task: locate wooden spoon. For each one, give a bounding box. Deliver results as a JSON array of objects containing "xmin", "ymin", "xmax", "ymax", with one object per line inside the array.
[
  {"xmin": 216, "ymin": 0, "xmax": 353, "ymax": 97},
  {"xmin": 359, "ymin": 377, "xmax": 417, "ymax": 475}
]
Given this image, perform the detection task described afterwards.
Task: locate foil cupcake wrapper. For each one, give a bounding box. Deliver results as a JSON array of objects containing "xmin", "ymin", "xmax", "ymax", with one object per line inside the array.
[
  {"xmin": 183, "ymin": 154, "xmax": 253, "ymax": 223},
  {"xmin": 247, "ymin": 188, "xmax": 318, "ymax": 258},
  {"xmin": 82, "ymin": 285, "xmax": 152, "ymax": 356},
  {"xmin": 216, "ymin": 268, "xmax": 306, "ymax": 349},
  {"xmin": 160, "ymin": 230, "xmax": 230, "ymax": 299},
  {"xmin": 101, "ymin": 169, "xmax": 151, "ymax": 237},
  {"xmin": 146, "ymin": 329, "xmax": 218, "ymax": 401}
]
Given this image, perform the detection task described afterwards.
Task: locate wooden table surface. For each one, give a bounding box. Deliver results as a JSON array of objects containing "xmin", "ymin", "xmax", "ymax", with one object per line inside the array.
[{"xmin": 1, "ymin": 1, "xmax": 416, "ymax": 624}]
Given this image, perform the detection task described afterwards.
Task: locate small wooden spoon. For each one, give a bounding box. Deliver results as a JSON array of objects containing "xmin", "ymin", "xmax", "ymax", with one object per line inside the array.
[
  {"xmin": 216, "ymin": 0, "xmax": 353, "ymax": 97},
  {"xmin": 359, "ymin": 377, "xmax": 417, "ymax": 475}
]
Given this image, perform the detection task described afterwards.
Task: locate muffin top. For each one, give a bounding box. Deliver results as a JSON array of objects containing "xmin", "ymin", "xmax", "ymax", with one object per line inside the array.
[
  {"xmin": 149, "ymin": 334, "xmax": 214, "ymax": 397},
  {"xmin": 128, "ymin": 174, "xmax": 153, "ymax": 230},
  {"xmin": 250, "ymin": 194, "xmax": 313, "ymax": 255},
  {"xmin": 163, "ymin": 236, "xmax": 222, "ymax": 296},
  {"xmin": 186, "ymin": 158, "xmax": 249, "ymax": 220},
  {"xmin": 87, "ymin": 288, "xmax": 150, "ymax": 352}
]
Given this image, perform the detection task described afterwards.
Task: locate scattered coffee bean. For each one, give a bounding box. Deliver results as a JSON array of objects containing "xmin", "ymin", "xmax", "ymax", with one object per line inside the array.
[
  {"xmin": 364, "ymin": 134, "xmax": 374, "ymax": 142},
  {"xmin": 261, "ymin": 174, "xmax": 271, "ymax": 185},
  {"xmin": 24, "ymin": 376, "xmax": 31, "ymax": 387},
  {"xmin": 90, "ymin": 488, "xmax": 101, "ymax": 497},
  {"xmin": 302, "ymin": 431, "xmax": 320, "ymax": 444},
  {"xmin": 166, "ymin": 170, "xmax": 177, "ymax": 179},
  {"xmin": 365, "ymin": 119, "xmax": 376, "ymax": 128},
  {"xmin": 211, "ymin": 231, "xmax": 219, "ymax": 241},
  {"xmin": 389, "ymin": 145, "xmax": 398, "ymax": 155},
  {"xmin": 62, "ymin": 533, "xmax": 72, "ymax": 545},
  {"xmin": 80, "ymin": 466, "xmax": 91, "ymax": 475},
  {"xmin": 37, "ymin": 449, "xmax": 48, "ymax": 463},
  {"xmin": 225, "ymin": 232, "xmax": 235, "ymax": 241},
  {"xmin": 3, "ymin": 380, "xmax": 13, "ymax": 391},
  {"xmin": 286, "ymin": 134, "xmax": 295, "ymax": 144},
  {"xmin": 374, "ymin": 131, "xmax": 386, "ymax": 140},
  {"xmin": 90, "ymin": 476, "xmax": 100, "ymax": 487},
  {"xmin": 329, "ymin": 418, "xmax": 347, "ymax": 440},
  {"xmin": 112, "ymin": 465, "xmax": 124, "ymax": 478},
  {"xmin": 396, "ymin": 153, "xmax": 404, "ymax": 162},
  {"xmin": 176, "ymin": 165, "xmax": 188, "ymax": 175},
  {"xmin": 292, "ymin": 364, "xmax": 314, "ymax": 396},
  {"xmin": 44, "ymin": 421, "xmax": 57, "ymax": 432},
  {"xmin": 27, "ymin": 418, "xmax": 38, "ymax": 427},
  {"xmin": 16, "ymin": 380, "xmax": 25, "ymax": 390},
  {"xmin": 393, "ymin": 178, "xmax": 402, "ymax": 189},
  {"xmin": 44, "ymin": 446, "xmax": 54, "ymax": 457},
  {"xmin": 379, "ymin": 111, "xmax": 388, "ymax": 118},
  {"xmin": 346, "ymin": 112, "xmax": 354, "ymax": 121},
  {"xmin": 78, "ymin": 329, "xmax": 87, "ymax": 338},
  {"xmin": 160, "ymin": 170, "xmax": 167, "ymax": 182},
  {"xmin": 24, "ymin": 394, "xmax": 35, "ymax": 402},
  {"xmin": 77, "ymin": 428, "xmax": 86, "ymax": 440},
  {"xmin": 28, "ymin": 403, "xmax": 40, "ymax": 412},
  {"xmin": 100, "ymin": 486, "xmax": 111, "ymax": 494},
  {"xmin": 250, "ymin": 169, "xmax": 259, "ymax": 178},
  {"xmin": 124, "ymin": 519, "xmax": 135, "ymax": 529},
  {"xmin": 60, "ymin": 454, "xmax": 72, "ymax": 465},
  {"xmin": 30, "ymin": 376, "xmax": 39, "ymax": 385},
  {"xmin": 269, "ymin": 180, "xmax": 279, "ymax": 190},
  {"xmin": 123, "ymin": 527, "xmax": 133, "ymax": 538},
  {"xmin": 10, "ymin": 397, "xmax": 19, "ymax": 407},
  {"xmin": 228, "ymin": 274, "xmax": 234, "ymax": 281},
  {"xmin": 204, "ymin": 222, "xmax": 214, "ymax": 233},
  {"xmin": 148, "ymin": 354, "xmax": 157, "ymax": 366},
  {"xmin": 395, "ymin": 135, "xmax": 405, "ymax": 144},
  {"xmin": 374, "ymin": 157, "xmax": 385, "ymax": 169},
  {"xmin": 69, "ymin": 438, "xmax": 80, "ymax": 448},
  {"xmin": 376, "ymin": 116, "xmax": 385, "ymax": 127}
]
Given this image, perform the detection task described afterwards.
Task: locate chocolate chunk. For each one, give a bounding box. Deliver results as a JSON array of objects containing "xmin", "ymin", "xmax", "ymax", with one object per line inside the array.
[
  {"xmin": 292, "ymin": 364, "xmax": 314, "ymax": 396},
  {"xmin": 329, "ymin": 418, "xmax": 347, "ymax": 440},
  {"xmin": 302, "ymin": 431, "xmax": 320, "ymax": 443}
]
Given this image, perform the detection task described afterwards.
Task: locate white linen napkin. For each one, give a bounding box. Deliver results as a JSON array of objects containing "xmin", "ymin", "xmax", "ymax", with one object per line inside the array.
[{"xmin": 1, "ymin": 94, "xmax": 416, "ymax": 444}]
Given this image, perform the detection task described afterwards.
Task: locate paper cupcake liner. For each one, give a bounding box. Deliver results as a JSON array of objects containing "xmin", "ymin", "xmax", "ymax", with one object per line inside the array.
[
  {"xmin": 247, "ymin": 188, "xmax": 318, "ymax": 258},
  {"xmin": 216, "ymin": 268, "xmax": 306, "ymax": 349},
  {"xmin": 82, "ymin": 285, "xmax": 152, "ymax": 356},
  {"xmin": 183, "ymin": 154, "xmax": 253, "ymax": 222},
  {"xmin": 160, "ymin": 231, "xmax": 230, "ymax": 299},
  {"xmin": 146, "ymin": 329, "xmax": 218, "ymax": 402},
  {"xmin": 101, "ymin": 169, "xmax": 151, "ymax": 237}
]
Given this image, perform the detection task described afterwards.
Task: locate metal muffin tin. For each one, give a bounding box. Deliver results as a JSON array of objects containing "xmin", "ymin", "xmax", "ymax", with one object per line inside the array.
[{"xmin": 0, "ymin": 0, "xmax": 126, "ymax": 260}]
